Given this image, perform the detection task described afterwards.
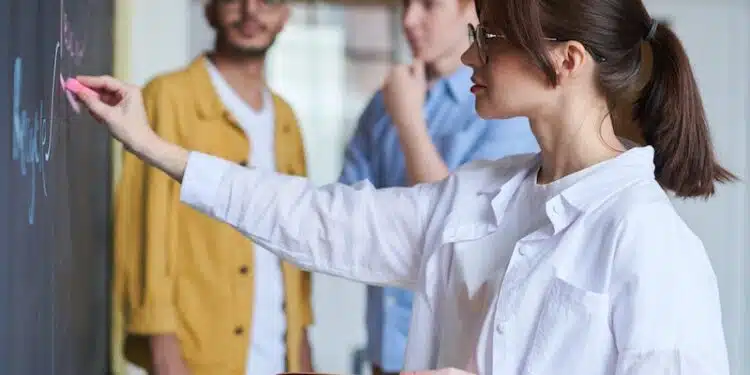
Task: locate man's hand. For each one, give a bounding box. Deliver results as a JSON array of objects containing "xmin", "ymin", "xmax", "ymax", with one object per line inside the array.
[
  {"xmin": 401, "ymin": 368, "xmax": 474, "ymax": 375},
  {"xmin": 383, "ymin": 60, "xmax": 427, "ymax": 130},
  {"xmin": 382, "ymin": 60, "xmax": 449, "ymax": 184},
  {"xmin": 150, "ymin": 334, "xmax": 191, "ymax": 375},
  {"xmin": 298, "ymin": 329, "xmax": 314, "ymax": 372}
]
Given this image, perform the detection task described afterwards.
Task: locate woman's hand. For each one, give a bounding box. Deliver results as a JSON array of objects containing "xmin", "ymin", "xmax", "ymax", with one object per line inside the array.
[
  {"xmin": 73, "ymin": 75, "xmax": 189, "ymax": 182},
  {"xmin": 401, "ymin": 368, "xmax": 475, "ymax": 375},
  {"xmin": 73, "ymin": 75, "xmax": 155, "ymax": 154}
]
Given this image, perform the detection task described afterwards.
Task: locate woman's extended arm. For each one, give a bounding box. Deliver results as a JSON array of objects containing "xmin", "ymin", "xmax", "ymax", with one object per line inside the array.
[
  {"xmin": 72, "ymin": 75, "xmax": 446, "ymax": 289},
  {"xmin": 180, "ymin": 150, "xmax": 442, "ymax": 288}
]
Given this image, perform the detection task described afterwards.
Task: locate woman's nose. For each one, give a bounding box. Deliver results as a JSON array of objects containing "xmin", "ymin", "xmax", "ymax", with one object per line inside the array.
[{"xmin": 461, "ymin": 42, "xmax": 480, "ymax": 68}]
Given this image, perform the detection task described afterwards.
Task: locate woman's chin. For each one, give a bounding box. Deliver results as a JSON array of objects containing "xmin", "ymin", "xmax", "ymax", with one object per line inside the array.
[
  {"xmin": 475, "ymin": 96, "xmax": 520, "ymax": 120},
  {"xmin": 475, "ymin": 98, "xmax": 501, "ymax": 120}
]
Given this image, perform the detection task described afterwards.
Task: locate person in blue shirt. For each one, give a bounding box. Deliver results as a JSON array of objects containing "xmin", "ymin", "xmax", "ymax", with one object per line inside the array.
[{"xmin": 338, "ymin": 1, "xmax": 539, "ymax": 374}]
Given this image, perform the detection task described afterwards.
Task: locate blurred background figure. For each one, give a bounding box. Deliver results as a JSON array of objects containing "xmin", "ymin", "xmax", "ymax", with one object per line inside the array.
[
  {"xmin": 114, "ymin": 1, "xmax": 313, "ymax": 374},
  {"xmin": 338, "ymin": 0, "xmax": 537, "ymax": 374},
  {"xmin": 112, "ymin": 1, "xmax": 749, "ymax": 375}
]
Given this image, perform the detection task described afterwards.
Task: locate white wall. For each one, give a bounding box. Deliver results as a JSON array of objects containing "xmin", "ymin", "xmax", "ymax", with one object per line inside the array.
[
  {"xmin": 643, "ymin": 2, "xmax": 749, "ymax": 374},
  {"xmin": 123, "ymin": 0, "xmax": 191, "ymax": 85},
  {"xmin": 266, "ymin": 24, "xmax": 369, "ymax": 374}
]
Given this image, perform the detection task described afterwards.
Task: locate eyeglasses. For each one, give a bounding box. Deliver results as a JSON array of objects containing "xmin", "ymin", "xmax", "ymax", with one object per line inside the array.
[{"xmin": 467, "ymin": 24, "xmax": 606, "ymax": 64}]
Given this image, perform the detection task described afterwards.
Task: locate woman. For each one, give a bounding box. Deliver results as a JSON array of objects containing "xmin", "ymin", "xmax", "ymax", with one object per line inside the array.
[{"xmin": 74, "ymin": 0, "xmax": 733, "ymax": 374}]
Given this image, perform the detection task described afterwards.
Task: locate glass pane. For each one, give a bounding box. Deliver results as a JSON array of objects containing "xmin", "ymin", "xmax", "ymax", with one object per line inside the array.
[{"xmin": 267, "ymin": 2, "xmax": 403, "ymax": 185}]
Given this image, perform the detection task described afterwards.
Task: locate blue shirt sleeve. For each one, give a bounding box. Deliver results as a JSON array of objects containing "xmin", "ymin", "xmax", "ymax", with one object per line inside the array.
[{"xmin": 339, "ymin": 93, "xmax": 383, "ymax": 185}]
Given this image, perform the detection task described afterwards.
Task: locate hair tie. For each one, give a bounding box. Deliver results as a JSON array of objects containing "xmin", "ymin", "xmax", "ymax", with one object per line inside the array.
[{"xmin": 645, "ymin": 21, "xmax": 659, "ymax": 41}]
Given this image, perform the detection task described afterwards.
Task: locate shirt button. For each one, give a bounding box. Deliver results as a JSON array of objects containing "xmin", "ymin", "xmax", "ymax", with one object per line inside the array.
[
  {"xmin": 496, "ymin": 323, "xmax": 506, "ymax": 334},
  {"xmin": 234, "ymin": 326, "xmax": 244, "ymax": 335}
]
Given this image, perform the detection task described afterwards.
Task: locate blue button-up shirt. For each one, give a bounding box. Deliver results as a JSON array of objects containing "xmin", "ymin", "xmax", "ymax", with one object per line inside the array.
[{"xmin": 339, "ymin": 65, "xmax": 539, "ymax": 372}]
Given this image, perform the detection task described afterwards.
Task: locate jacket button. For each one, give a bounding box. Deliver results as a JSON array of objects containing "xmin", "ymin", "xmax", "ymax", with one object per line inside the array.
[
  {"xmin": 282, "ymin": 125, "xmax": 290, "ymax": 133},
  {"xmin": 234, "ymin": 326, "xmax": 244, "ymax": 335},
  {"xmin": 287, "ymin": 164, "xmax": 295, "ymax": 174},
  {"xmin": 239, "ymin": 265, "xmax": 249, "ymax": 275},
  {"xmin": 239, "ymin": 160, "xmax": 248, "ymax": 167}
]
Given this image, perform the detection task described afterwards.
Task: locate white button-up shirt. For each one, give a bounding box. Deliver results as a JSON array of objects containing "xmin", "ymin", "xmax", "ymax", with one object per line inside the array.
[{"xmin": 179, "ymin": 146, "xmax": 729, "ymax": 375}]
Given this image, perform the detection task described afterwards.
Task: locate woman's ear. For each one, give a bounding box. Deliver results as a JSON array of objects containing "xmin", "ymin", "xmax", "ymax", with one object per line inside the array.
[{"xmin": 552, "ymin": 41, "xmax": 588, "ymax": 82}]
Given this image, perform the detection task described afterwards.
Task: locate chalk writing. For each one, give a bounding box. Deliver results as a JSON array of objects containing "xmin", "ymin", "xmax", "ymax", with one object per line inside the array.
[
  {"xmin": 62, "ymin": 11, "xmax": 85, "ymax": 64},
  {"xmin": 11, "ymin": 42, "xmax": 61, "ymax": 225}
]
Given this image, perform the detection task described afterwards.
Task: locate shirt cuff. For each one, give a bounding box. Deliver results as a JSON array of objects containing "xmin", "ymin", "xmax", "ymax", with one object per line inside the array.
[{"xmin": 180, "ymin": 151, "xmax": 234, "ymax": 215}]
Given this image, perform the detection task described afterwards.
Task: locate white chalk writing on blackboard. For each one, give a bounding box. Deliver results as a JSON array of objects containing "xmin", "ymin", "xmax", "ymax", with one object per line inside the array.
[{"xmin": 11, "ymin": 42, "xmax": 61, "ymax": 225}]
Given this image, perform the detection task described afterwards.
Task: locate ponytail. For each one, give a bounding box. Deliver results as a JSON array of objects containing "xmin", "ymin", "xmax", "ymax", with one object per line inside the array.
[{"xmin": 634, "ymin": 23, "xmax": 736, "ymax": 198}]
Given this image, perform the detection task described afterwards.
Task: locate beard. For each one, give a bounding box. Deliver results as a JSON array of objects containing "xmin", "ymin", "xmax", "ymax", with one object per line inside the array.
[{"xmin": 215, "ymin": 27, "xmax": 277, "ymax": 59}]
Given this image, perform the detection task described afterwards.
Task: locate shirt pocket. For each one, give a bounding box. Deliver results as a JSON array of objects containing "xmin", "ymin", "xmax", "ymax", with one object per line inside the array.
[{"xmin": 522, "ymin": 277, "xmax": 610, "ymax": 375}]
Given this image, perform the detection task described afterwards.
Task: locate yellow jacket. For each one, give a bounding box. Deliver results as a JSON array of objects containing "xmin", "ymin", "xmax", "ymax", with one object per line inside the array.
[{"xmin": 113, "ymin": 56, "xmax": 312, "ymax": 375}]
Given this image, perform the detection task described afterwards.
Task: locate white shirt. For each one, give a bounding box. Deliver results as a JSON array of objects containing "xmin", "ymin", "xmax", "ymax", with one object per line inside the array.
[
  {"xmin": 459, "ymin": 162, "xmax": 605, "ymax": 373},
  {"xmin": 206, "ymin": 60, "xmax": 287, "ymax": 375},
  {"xmin": 180, "ymin": 146, "xmax": 730, "ymax": 375}
]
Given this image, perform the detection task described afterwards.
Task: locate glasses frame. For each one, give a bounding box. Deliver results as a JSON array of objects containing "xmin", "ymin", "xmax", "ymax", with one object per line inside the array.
[{"xmin": 468, "ymin": 23, "xmax": 606, "ymax": 64}]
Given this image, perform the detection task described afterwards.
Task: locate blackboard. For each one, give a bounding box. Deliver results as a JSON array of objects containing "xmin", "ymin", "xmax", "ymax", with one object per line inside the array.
[{"xmin": 0, "ymin": 0, "xmax": 113, "ymax": 374}]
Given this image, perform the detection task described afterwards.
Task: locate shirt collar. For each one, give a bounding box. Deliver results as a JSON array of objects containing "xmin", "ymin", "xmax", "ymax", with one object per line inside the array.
[
  {"xmin": 185, "ymin": 55, "xmax": 226, "ymax": 121},
  {"xmin": 472, "ymin": 147, "xmax": 657, "ymax": 237},
  {"xmin": 559, "ymin": 146, "xmax": 656, "ymax": 212}
]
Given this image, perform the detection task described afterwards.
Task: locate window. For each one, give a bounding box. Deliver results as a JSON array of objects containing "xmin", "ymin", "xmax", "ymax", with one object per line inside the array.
[{"xmin": 266, "ymin": 2, "xmax": 407, "ymax": 184}]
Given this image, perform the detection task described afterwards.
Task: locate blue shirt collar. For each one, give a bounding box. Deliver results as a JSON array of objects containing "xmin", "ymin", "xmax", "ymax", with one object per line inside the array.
[{"xmin": 437, "ymin": 65, "xmax": 473, "ymax": 103}]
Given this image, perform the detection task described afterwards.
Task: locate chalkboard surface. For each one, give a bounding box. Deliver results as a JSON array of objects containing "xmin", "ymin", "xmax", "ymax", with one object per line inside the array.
[{"xmin": 0, "ymin": 0, "xmax": 113, "ymax": 374}]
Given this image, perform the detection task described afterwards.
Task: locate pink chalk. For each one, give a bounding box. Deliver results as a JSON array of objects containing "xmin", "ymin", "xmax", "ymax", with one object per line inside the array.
[
  {"xmin": 60, "ymin": 75, "xmax": 81, "ymax": 113},
  {"xmin": 64, "ymin": 77, "xmax": 99, "ymax": 98},
  {"xmin": 60, "ymin": 76, "xmax": 101, "ymax": 114}
]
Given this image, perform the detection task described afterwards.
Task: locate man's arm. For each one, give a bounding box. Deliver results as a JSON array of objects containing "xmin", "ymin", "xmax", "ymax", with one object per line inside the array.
[
  {"xmin": 395, "ymin": 117, "xmax": 450, "ymax": 185},
  {"xmin": 396, "ymin": 116, "xmax": 538, "ymax": 186},
  {"xmin": 150, "ymin": 335, "xmax": 192, "ymax": 375}
]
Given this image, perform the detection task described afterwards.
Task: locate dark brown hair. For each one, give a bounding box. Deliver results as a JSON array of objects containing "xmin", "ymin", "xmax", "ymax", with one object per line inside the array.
[{"xmin": 478, "ymin": 0, "xmax": 736, "ymax": 198}]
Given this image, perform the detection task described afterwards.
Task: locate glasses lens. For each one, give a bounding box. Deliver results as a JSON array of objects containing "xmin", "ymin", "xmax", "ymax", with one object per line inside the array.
[
  {"xmin": 468, "ymin": 24, "xmax": 487, "ymax": 63},
  {"xmin": 476, "ymin": 25, "xmax": 487, "ymax": 63}
]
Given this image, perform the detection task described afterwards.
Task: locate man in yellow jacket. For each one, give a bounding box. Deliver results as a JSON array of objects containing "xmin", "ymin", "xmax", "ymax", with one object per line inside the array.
[{"xmin": 113, "ymin": 1, "xmax": 313, "ymax": 374}]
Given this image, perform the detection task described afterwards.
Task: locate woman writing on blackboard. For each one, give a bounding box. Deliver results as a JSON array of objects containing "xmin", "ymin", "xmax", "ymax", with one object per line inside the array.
[{"xmin": 73, "ymin": 0, "xmax": 733, "ymax": 373}]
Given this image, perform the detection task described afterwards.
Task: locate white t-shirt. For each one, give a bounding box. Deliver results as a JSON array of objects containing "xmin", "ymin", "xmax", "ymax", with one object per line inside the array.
[{"xmin": 205, "ymin": 59, "xmax": 287, "ymax": 375}]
